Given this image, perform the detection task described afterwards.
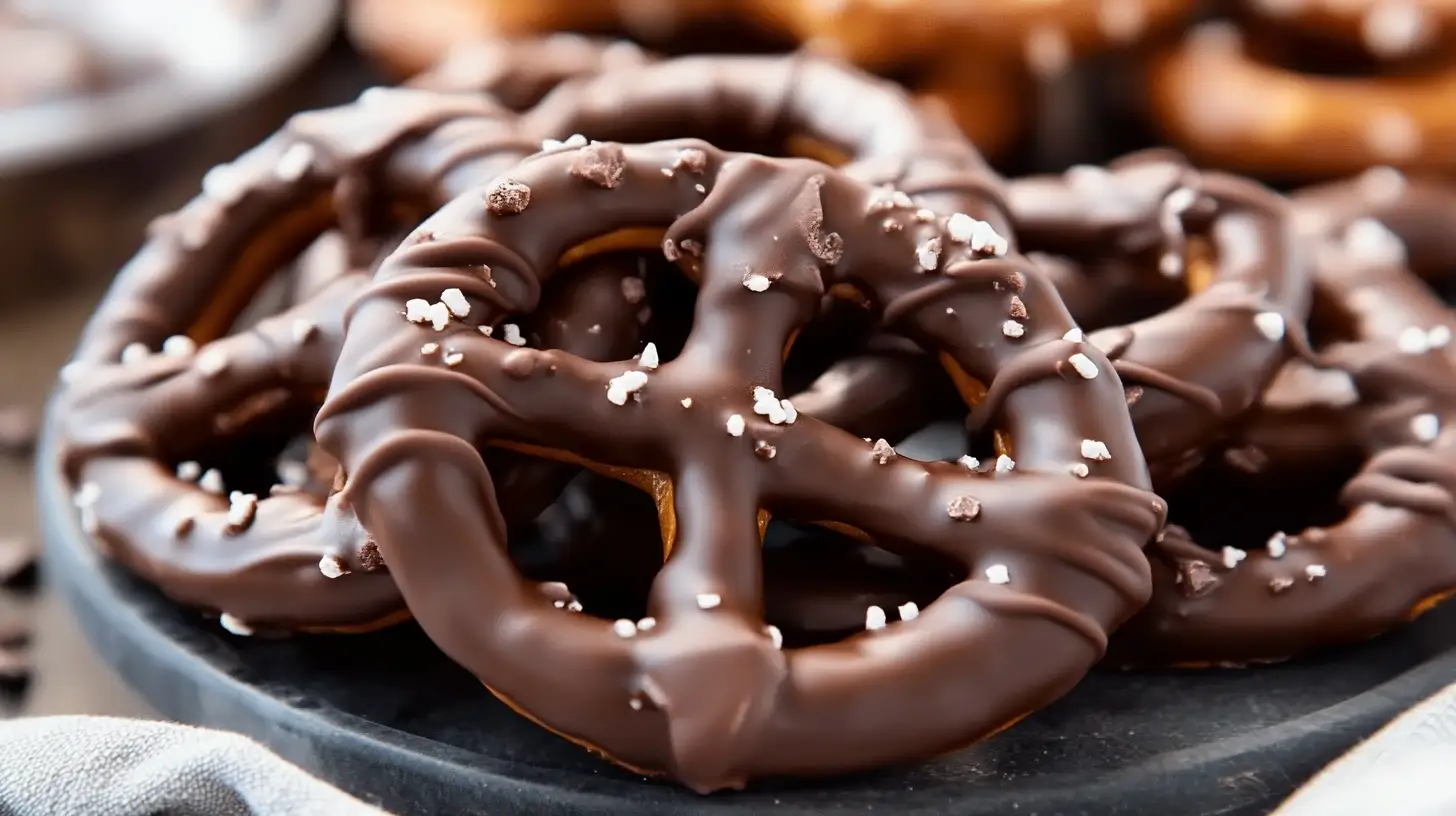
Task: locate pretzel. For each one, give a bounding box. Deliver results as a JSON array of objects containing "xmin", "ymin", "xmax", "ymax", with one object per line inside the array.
[
  {"xmin": 522, "ymin": 52, "xmax": 1012, "ymax": 427},
  {"xmin": 406, "ymin": 33, "xmax": 653, "ymax": 110},
  {"xmin": 1004, "ymin": 151, "xmax": 1312, "ymax": 475},
  {"xmin": 347, "ymin": 0, "xmax": 747, "ymax": 79},
  {"xmin": 1148, "ymin": 22, "xmax": 1456, "ymax": 178},
  {"xmin": 313, "ymin": 140, "xmax": 1165, "ymax": 790},
  {"xmin": 1291, "ymin": 167, "xmax": 1456, "ymax": 287},
  {"xmin": 350, "ymin": 4, "xmax": 1028, "ymax": 157},
  {"xmin": 54, "ymin": 87, "xmax": 560, "ymax": 631},
  {"xmin": 1110, "ymin": 230, "xmax": 1456, "ymax": 666},
  {"xmin": 1242, "ymin": 0, "xmax": 1456, "ymax": 62},
  {"xmin": 753, "ymin": 0, "xmax": 1194, "ymax": 72}
]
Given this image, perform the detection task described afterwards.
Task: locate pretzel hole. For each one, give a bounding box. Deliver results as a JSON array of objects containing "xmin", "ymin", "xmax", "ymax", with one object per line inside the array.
[
  {"xmin": 549, "ymin": 230, "xmax": 812, "ymax": 369},
  {"xmin": 190, "ymin": 195, "xmax": 425, "ymax": 343},
  {"xmin": 1159, "ymin": 435, "xmax": 1363, "ymax": 559}
]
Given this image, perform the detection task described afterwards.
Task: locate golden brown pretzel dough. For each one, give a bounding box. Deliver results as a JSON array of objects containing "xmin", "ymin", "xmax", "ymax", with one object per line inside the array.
[{"xmin": 1149, "ymin": 23, "xmax": 1456, "ymax": 178}]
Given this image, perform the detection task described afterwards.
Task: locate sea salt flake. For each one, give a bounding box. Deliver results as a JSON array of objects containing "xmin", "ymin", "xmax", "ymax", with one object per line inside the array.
[
  {"xmin": 864, "ymin": 605, "xmax": 887, "ymax": 631},
  {"xmin": 1411, "ymin": 412, "xmax": 1440, "ymax": 442},
  {"xmin": 1254, "ymin": 312, "xmax": 1286, "ymax": 342},
  {"xmin": 440, "ymin": 288, "xmax": 471, "ymax": 318},
  {"xmin": 1068, "ymin": 353, "xmax": 1099, "ymax": 379},
  {"xmin": 1222, "ymin": 546, "xmax": 1247, "ymax": 569}
]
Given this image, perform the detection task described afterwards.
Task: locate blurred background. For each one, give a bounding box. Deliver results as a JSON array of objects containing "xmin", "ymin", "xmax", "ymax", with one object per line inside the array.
[{"xmin": 1, "ymin": 0, "xmax": 1451, "ymax": 724}]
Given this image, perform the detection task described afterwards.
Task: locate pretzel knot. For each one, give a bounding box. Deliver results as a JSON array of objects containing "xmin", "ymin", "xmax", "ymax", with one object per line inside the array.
[{"xmin": 315, "ymin": 140, "xmax": 1165, "ymax": 791}]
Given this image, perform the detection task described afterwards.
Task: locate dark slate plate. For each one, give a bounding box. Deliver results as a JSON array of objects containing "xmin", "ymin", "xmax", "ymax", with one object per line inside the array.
[{"xmin": 39, "ymin": 413, "xmax": 1456, "ymax": 816}]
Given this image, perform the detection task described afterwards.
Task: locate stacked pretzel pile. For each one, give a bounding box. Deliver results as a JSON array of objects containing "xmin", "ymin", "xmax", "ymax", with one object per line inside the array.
[{"xmin": 51, "ymin": 40, "xmax": 1456, "ymax": 793}]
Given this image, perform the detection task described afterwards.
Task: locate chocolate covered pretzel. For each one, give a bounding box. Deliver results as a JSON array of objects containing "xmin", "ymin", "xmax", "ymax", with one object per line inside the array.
[
  {"xmin": 55, "ymin": 88, "xmax": 571, "ymax": 631},
  {"xmin": 1007, "ymin": 150, "xmax": 1312, "ymax": 475},
  {"xmin": 314, "ymin": 141, "xmax": 1165, "ymax": 791},
  {"xmin": 1291, "ymin": 167, "xmax": 1456, "ymax": 286},
  {"xmin": 520, "ymin": 52, "xmax": 1010, "ymax": 431},
  {"xmin": 1111, "ymin": 231, "xmax": 1456, "ymax": 665}
]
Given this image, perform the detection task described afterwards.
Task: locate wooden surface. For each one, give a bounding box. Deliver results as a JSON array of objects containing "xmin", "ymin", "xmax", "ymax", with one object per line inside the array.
[{"xmin": 0, "ymin": 279, "xmax": 152, "ymax": 720}]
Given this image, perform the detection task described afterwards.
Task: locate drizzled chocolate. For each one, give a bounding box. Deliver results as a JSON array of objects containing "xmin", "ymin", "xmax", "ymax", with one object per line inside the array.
[
  {"xmin": 1112, "ymin": 235, "xmax": 1456, "ymax": 665},
  {"xmin": 1007, "ymin": 151, "xmax": 1311, "ymax": 474},
  {"xmin": 314, "ymin": 141, "xmax": 1164, "ymax": 791},
  {"xmin": 519, "ymin": 52, "xmax": 1013, "ymax": 432}
]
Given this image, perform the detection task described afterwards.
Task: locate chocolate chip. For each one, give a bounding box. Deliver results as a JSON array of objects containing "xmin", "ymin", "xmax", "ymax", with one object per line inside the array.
[
  {"xmin": 0, "ymin": 406, "xmax": 36, "ymax": 459},
  {"xmin": 485, "ymin": 180, "xmax": 531, "ymax": 215},
  {"xmin": 570, "ymin": 142, "xmax": 627, "ymax": 189},
  {"xmin": 754, "ymin": 440, "xmax": 777, "ymax": 459},
  {"xmin": 1175, "ymin": 559, "xmax": 1220, "ymax": 598},
  {"xmin": 947, "ymin": 495, "xmax": 982, "ymax": 521}
]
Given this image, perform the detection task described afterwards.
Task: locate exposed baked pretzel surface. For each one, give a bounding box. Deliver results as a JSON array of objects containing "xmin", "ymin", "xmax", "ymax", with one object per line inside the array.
[{"xmin": 1150, "ymin": 23, "xmax": 1456, "ymax": 178}]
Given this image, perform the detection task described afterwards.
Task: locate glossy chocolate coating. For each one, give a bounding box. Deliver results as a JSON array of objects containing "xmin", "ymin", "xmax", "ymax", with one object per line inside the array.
[
  {"xmin": 1007, "ymin": 150, "xmax": 1312, "ymax": 471},
  {"xmin": 407, "ymin": 33, "xmax": 653, "ymax": 110},
  {"xmin": 520, "ymin": 51, "xmax": 1012, "ymax": 241},
  {"xmin": 55, "ymin": 88, "xmax": 551, "ymax": 629},
  {"xmin": 314, "ymin": 141, "xmax": 1164, "ymax": 791},
  {"xmin": 1292, "ymin": 169, "xmax": 1456, "ymax": 285},
  {"xmin": 1112, "ymin": 242, "xmax": 1456, "ymax": 665},
  {"xmin": 522, "ymin": 52, "xmax": 1012, "ymax": 426}
]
